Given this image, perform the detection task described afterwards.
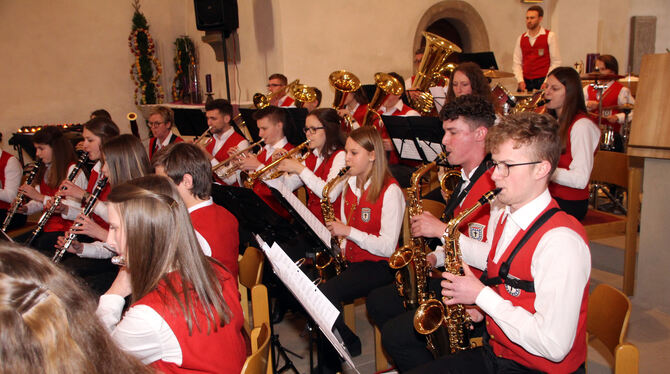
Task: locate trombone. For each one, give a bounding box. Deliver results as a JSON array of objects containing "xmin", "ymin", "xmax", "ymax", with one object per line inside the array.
[
  {"xmin": 361, "ymin": 73, "xmax": 404, "ymax": 127},
  {"xmin": 329, "ymin": 70, "xmax": 361, "ymax": 131},
  {"xmin": 212, "ymin": 139, "xmax": 265, "ymax": 180},
  {"xmin": 252, "ymin": 79, "xmax": 300, "ymax": 109}
]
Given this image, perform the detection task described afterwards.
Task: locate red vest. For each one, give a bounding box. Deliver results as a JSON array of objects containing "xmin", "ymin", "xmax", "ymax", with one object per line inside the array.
[
  {"xmin": 485, "ymin": 200, "xmax": 588, "ymax": 373},
  {"xmin": 0, "ymin": 151, "xmax": 14, "ymax": 210},
  {"xmin": 343, "ymin": 177, "xmax": 399, "ymax": 263},
  {"xmin": 279, "ymin": 96, "xmax": 295, "ymax": 107},
  {"xmin": 85, "ymin": 166, "xmax": 110, "ymax": 230},
  {"xmin": 304, "ymin": 149, "xmax": 344, "ymax": 223},
  {"xmin": 190, "ymin": 202, "xmax": 240, "ymax": 279},
  {"xmin": 549, "ymin": 113, "xmax": 597, "ymax": 201},
  {"xmin": 40, "ymin": 171, "xmax": 75, "ymax": 233},
  {"xmin": 149, "ymin": 133, "xmax": 184, "ymax": 159},
  {"xmin": 207, "ymin": 130, "xmax": 246, "ymax": 185},
  {"xmin": 352, "ymin": 104, "xmax": 369, "ymax": 126},
  {"xmin": 521, "ymin": 30, "xmax": 551, "ymax": 80},
  {"xmin": 586, "ymin": 81, "xmax": 624, "ymax": 132},
  {"xmin": 135, "ymin": 268, "xmax": 246, "ymax": 374},
  {"xmin": 250, "ymin": 143, "xmax": 296, "ymax": 219}
]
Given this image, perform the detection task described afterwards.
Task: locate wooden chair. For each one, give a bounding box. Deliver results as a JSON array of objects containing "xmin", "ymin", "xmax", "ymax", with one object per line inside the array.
[
  {"xmin": 240, "ymin": 322, "xmax": 271, "ymax": 374},
  {"xmin": 587, "ymin": 283, "xmax": 638, "ymax": 373},
  {"xmin": 582, "ymin": 151, "xmax": 642, "ymax": 295},
  {"xmin": 238, "ymin": 246, "xmax": 264, "ymax": 332},
  {"xmin": 249, "ymin": 284, "xmax": 272, "ymax": 374}
]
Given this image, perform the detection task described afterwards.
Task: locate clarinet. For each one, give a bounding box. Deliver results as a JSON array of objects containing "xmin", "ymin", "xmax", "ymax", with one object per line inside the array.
[
  {"xmin": 52, "ymin": 176, "xmax": 107, "ymax": 263},
  {"xmin": 1, "ymin": 160, "xmax": 43, "ymax": 232},
  {"xmin": 25, "ymin": 152, "xmax": 88, "ymax": 247}
]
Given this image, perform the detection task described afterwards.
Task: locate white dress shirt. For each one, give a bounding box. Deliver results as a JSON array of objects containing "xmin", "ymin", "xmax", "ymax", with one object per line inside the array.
[
  {"xmin": 24, "ymin": 163, "xmax": 88, "ymax": 216},
  {"xmin": 61, "ymin": 161, "xmax": 108, "ymax": 222},
  {"xmin": 512, "ymin": 27, "xmax": 561, "ymax": 84},
  {"xmin": 339, "ymin": 176, "xmax": 405, "ymax": 258},
  {"xmin": 280, "ymin": 148, "xmax": 346, "ymax": 202},
  {"xmin": 380, "ymin": 100, "xmax": 420, "ymax": 117},
  {"xmin": 209, "ymin": 128, "xmax": 249, "ymax": 166},
  {"xmin": 459, "ymin": 189, "xmax": 591, "ymax": 362},
  {"xmin": 551, "ymin": 117, "xmax": 600, "ymax": 189},
  {"xmin": 187, "ymin": 198, "xmax": 215, "ymax": 257},
  {"xmin": 0, "ymin": 154, "xmax": 21, "ymax": 204}
]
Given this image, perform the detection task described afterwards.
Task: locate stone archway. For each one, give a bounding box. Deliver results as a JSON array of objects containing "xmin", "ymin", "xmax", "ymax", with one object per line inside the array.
[{"xmin": 413, "ymin": 1, "xmax": 490, "ymax": 55}]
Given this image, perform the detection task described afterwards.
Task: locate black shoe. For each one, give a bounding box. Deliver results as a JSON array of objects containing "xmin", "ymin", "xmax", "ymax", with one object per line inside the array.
[
  {"xmin": 339, "ymin": 328, "xmax": 362, "ymax": 357},
  {"xmin": 271, "ymin": 303, "xmax": 287, "ymax": 324}
]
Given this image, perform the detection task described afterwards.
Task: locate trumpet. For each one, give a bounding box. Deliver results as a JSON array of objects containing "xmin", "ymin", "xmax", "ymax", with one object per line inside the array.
[
  {"xmin": 361, "ymin": 73, "xmax": 404, "ymax": 127},
  {"xmin": 244, "ymin": 139, "xmax": 311, "ymax": 188},
  {"xmin": 329, "ymin": 70, "xmax": 361, "ymax": 131},
  {"xmin": 253, "ymin": 79, "xmax": 300, "ymax": 109},
  {"xmin": 212, "ymin": 139, "xmax": 265, "ymax": 180},
  {"xmin": 193, "ymin": 126, "xmax": 214, "ymax": 146},
  {"xmin": 1, "ymin": 160, "xmax": 43, "ymax": 233}
]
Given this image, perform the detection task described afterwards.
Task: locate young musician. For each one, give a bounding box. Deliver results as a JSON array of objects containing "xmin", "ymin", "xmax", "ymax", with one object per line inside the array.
[
  {"xmin": 97, "ymin": 175, "xmax": 246, "ymax": 373},
  {"xmin": 200, "ymin": 98, "xmax": 249, "ymax": 185},
  {"xmin": 303, "ymin": 87, "xmax": 322, "ymax": 112},
  {"xmin": 445, "ymin": 62, "xmax": 493, "ymax": 104},
  {"xmin": 317, "ymin": 126, "xmax": 405, "ymax": 372},
  {"xmin": 407, "ymin": 48, "xmax": 450, "ymax": 113},
  {"xmin": 276, "ymin": 108, "xmax": 346, "ymax": 223},
  {"xmin": 366, "ymin": 95, "xmax": 497, "ymax": 372},
  {"xmin": 545, "ymin": 67, "xmax": 600, "ymax": 220},
  {"xmin": 380, "ymin": 72, "xmax": 420, "ymax": 117},
  {"xmin": 409, "ymin": 112, "xmax": 590, "ymax": 374},
  {"xmin": 0, "ymin": 133, "xmax": 26, "ymax": 230},
  {"xmin": 0, "ymin": 242, "xmax": 152, "ymax": 374},
  {"xmin": 18, "ymin": 126, "xmax": 87, "ymax": 250},
  {"xmin": 147, "ymin": 106, "xmax": 183, "ymax": 159},
  {"xmin": 267, "ymin": 73, "xmax": 295, "ymax": 107},
  {"xmin": 153, "ymin": 142, "xmax": 240, "ymax": 278},
  {"xmin": 337, "ymin": 87, "xmax": 370, "ymax": 130}
]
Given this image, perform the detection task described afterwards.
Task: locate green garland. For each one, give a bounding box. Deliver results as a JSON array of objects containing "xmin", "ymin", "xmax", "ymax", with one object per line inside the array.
[
  {"xmin": 172, "ymin": 36, "xmax": 197, "ymax": 102},
  {"xmin": 128, "ymin": 0, "xmax": 164, "ymax": 104}
]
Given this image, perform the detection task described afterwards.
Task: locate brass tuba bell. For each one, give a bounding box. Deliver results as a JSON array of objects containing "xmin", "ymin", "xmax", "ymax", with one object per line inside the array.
[
  {"xmin": 361, "ymin": 72, "xmax": 404, "ymax": 127},
  {"xmin": 329, "ymin": 70, "xmax": 361, "ymax": 109},
  {"xmin": 410, "ymin": 32, "xmax": 462, "ymax": 114},
  {"xmin": 289, "ymin": 83, "xmax": 318, "ymax": 108}
]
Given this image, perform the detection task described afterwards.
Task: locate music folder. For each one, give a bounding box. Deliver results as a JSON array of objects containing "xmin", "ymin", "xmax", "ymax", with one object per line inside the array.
[{"xmin": 382, "ymin": 115, "xmax": 444, "ymax": 163}]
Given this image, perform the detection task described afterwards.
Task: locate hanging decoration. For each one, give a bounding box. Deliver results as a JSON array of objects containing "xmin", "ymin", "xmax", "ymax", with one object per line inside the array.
[
  {"xmin": 172, "ymin": 36, "xmax": 199, "ymax": 103},
  {"xmin": 128, "ymin": 0, "xmax": 164, "ymax": 104}
]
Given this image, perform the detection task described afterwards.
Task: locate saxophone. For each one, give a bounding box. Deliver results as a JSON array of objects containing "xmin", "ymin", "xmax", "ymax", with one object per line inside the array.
[
  {"xmin": 316, "ymin": 166, "xmax": 350, "ymax": 282},
  {"xmin": 1, "ymin": 160, "xmax": 43, "ymax": 232},
  {"xmin": 25, "ymin": 152, "xmax": 89, "ymax": 247},
  {"xmin": 413, "ymin": 188, "xmax": 500, "ymax": 356},
  {"xmin": 388, "ymin": 152, "xmax": 447, "ymax": 310},
  {"xmin": 52, "ymin": 176, "xmax": 108, "ymax": 263}
]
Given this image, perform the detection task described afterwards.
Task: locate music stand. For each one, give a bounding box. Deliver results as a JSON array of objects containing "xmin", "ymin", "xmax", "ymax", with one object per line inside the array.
[
  {"xmin": 282, "ymin": 108, "xmax": 309, "ymax": 145},
  {"xmin": 460, "ymin": 51, "xmax": 499, "ymax": 70},
  {"xmin": 382, "ymin": 115, "xmax": 444, "ymax": 163},
  {"xmin": 172, "ymin": 107, "xmax": 208, "ymax": 136}
]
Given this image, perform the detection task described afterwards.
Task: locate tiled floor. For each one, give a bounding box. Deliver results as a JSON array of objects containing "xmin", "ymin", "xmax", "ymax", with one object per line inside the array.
[{"xmin": 272, "ymin": 235, "xmax": 667, "ymax": 373}]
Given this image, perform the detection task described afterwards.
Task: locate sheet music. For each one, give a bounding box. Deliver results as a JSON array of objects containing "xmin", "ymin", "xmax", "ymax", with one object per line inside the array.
[
  {"xmin": 417, "ymin": 141, "xmax": 443, "ymax": 161},
  {"xmin": 391, "ymin": 138, "xmax": 423, "ymax": 161},
  {"xmin": 264, "ymin": 178, "xmax": 333, "ymax": 247},
  {"xmin": 256, "ymin": 237, "xmax": 359, "ymax": 373}
]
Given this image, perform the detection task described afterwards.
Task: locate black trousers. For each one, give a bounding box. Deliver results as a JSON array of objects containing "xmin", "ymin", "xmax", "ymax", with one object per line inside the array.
[
  {"xmin": 554, "ymin": 197, "xmax": 588, "ymax": 221},
  {"xmin": 0, "ymin": 209, "xmax": 27, "ymax": 232},
  {"xmin": 523, "ymin": 77, "xmax": 545, "ymax": 92}
]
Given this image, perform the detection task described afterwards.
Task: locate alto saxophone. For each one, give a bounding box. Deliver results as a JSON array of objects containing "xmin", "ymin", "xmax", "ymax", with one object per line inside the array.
[
  {"xmin": 413, "ymin": 188, "xmax": 500, "ymax": 356},
  {"xmin": 243, "ymin": 139, "xmax": 311, "ymax": 188},
  {"xmin": 388, "ymin": 152, "xmax": 447, "ymax": 310},
  {"xmin": 25, "ymin": 152, "xmax": 89, "ymax": 247},
  {"xmin": 52, "ymin": 176, "xmax": 108, "ymax": 263},
  {"xmin": 1, "ymin": 160, "xmax": 43, "ymax": 233},
  {"xmin": 316, "ymin": 166, "xmax": 350, "ymax": 282}
]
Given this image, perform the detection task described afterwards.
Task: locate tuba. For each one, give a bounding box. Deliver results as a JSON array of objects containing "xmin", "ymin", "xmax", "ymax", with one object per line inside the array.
[
  {"xmin": 329, "ymin": 70, "xmax": 361, "ymax": 131},
  {"xmin": 409, "ymin": 32, "xmax": 462, "ymax": 114},
  {"xmin": 316, "ymin": 166, "xmax": 351, "ymax": 282},
  {"xmin": 253, "ymin": 79, "xmax": 300, "ymax": 109},
  {"xmin": 361, "ymin": 73, "xmax": 404, "ymax": 128},
  {"xmin": 243, "ymin": 139, "xmax": 311, "ymax": 188},
  {"xmin": 290, "ymin": 83, "xmax": 318, "ymax": 108},
  {"xmin": 413, "ymin": 188, "xmax": 500, "ymax": 357},
  {"xmin": 388, "ymin": 152, "xmax": 447, "ymax": 310},
  {"xmin": 512, "ymin": 90, "xmax": 546, "ymax": 114},
  {"xmin": 1, "ymin": 160, "xmax": 43, "ymax": 233}
]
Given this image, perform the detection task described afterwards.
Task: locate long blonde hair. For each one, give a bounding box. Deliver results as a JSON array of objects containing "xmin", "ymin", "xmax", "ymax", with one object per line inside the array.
[
  {"xmin": 348, "ymin": 127, "xmax": 392, "ymax": 203},
  {"xmin": 108, "ymin": 175, "xmax": 232, "ymax": 335}
]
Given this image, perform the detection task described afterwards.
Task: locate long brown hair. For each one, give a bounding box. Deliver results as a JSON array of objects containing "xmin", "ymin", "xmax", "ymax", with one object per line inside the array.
[
  {"xmin": 446, "ymin": 62, "xmax": 492, "ymax": 103},
  {"xmin": 107, "ymin": 175, "xmax": 232, "ymax": 334},
  {"xmin": 0, "ymin": 242, "xmax": 151, "ymax": 374},
  {"xmin": 308, "ymin": 108, "xmax": 346, "ymax": 160},
  {"xmin": 546, "ymin": 67, "xmax": 588, "ymax": 150},
  {"xmin": 32, "ymin": 126, "xmax": 78, "ymax": 188},
  {"xmin": 101, "ymin": 134, "xmax": 152, "ymax": 186},
  {"xmin": 348, "ymin": 127, "xmax": 391, "ymax": 203},
  {"xmin": 84, "ymin": 117, "xmax": 120, "ymax": 146}
]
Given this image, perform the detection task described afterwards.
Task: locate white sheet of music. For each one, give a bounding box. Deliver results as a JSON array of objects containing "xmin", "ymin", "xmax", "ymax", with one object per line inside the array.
[
  {"xmin": 418, "ymin": 141, "xmax": 443, "ymax": 161},
  {"xmin": 263, "ymin": 178, "xmax": 333, "ymax": 247},
  {"xmin": 392, "ymin": 138, "xmax": 423, "ymax": 161},
  {"xmin": 256, "ymin": 237, "xmax": 359, "ymax": 373}
]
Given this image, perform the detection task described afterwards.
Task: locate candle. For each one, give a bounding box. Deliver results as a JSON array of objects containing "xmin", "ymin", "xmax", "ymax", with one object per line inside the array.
[{"xmin": 206, "ymin": 74, "xmax": 212, "ymax": 93}]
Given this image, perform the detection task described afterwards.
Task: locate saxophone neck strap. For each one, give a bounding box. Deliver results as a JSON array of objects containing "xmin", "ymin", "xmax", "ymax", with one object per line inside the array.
[{"xmin": 479, "ymin": 207, "xmax": 560, "ymax": 293}]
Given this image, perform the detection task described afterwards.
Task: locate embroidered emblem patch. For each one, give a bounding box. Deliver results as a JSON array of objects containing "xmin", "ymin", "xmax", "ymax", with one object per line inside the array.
[
  {"xmin": 538, "ymin": 48, "xmax": 545, "ymax": 57},
  {"xmin": 361, "ymin": 208, "xmax": 371, "ymax": 223},
  {"xmin": 468, "ymin": 223, "xmax": 485, "ymax": 241},
  {"xmin": 505, "ymin": 275, "xmax": 521, "ymax": 297}
]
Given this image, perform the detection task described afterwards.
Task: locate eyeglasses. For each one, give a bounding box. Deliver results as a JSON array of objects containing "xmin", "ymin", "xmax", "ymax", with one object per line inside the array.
[
  {"xmin": 486, "ymin": 160, "xmax": 542, "ymax": 177},
  {"xmin": 303, "ymin": 126, "xmax": 325, "ymax": 134},
  {"xmin": 267, "ymin": 83, "xmax": 284, "ymax": 88},
  {"xmin": 148, "ymin": 121, "xmax": 165, "ymax": 127}
]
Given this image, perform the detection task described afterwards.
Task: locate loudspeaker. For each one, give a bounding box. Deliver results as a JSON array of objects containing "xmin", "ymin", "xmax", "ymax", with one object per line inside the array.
[{"xmin": 194, "ymin": 0, "xmax": 239, "ymax": 34}]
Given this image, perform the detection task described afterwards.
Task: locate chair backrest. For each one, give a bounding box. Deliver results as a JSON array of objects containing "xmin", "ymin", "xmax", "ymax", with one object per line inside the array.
[
  {"xmin": 251, "ymin": 284, "xmax": 270, "ymax": 329},
  {"xmin": 239, "ymin": 246, "xmax": 264, "ymax": 289},
  {"xmin": 587, "ymin": 283, "xmax": 632, "ymax": 354},
  {"xmin": 590, "ymin": 150, "xmax": 629, "ymax": 188},
  {"xmin": 240, "ymin": 322, "xmax": 270, "ymax": 374},
  {"xmin": 422, "ymin": 199, "xmax": 446, "ymax": 219},
  {"xmin": 614, "ymin": 343, "xmax": 639, "ymax": 374}
]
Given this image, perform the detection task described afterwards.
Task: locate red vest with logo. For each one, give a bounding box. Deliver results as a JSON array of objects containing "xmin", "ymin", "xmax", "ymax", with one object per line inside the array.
[
  {"xmin": 521, "ymin": 31, "xmax": 551, "ymax": 80},
  {"xmin": 85, "ymin": 166, "xmax": 110, "ymax": 230},
  {"xmin": 586, "ymin": 81, "xmax": 624, "ymax": 132},
  {"xmin": 251, "ymin": 143, "xmax": 295, "ymax": 219},
  {"xmin": 343, "ymin": 177, "xmax": 399, "ymax": 263},
  {"xmin": 0, "ymin": 151, "xmax": 14, "ymax": 210},
  {"xmin": 549, "ymin": 113, "xmax": 597, "ymax": 201},
  {"xmin": 190, "ymin": 202, "xmax": 240, "ymax": 279},
  {"xmin": 485, "ymin": 200, "xmax": 588, "ymax": 373},
  {"xmin": 149, "ymin": 133, "xmax": 184, "ymax": 159},
  {"xmin": 304, "ymin": 149, "xmax": 344, "ymax": 224},
  {"xmin": 135, "ymin": 268, "xmax": 246, "ymax": 374}
]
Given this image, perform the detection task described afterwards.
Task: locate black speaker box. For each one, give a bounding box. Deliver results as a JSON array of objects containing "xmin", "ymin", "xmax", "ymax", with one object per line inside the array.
[{"xmin": 194, "ymin": 0, "xmax": 239, "ymax": 34}]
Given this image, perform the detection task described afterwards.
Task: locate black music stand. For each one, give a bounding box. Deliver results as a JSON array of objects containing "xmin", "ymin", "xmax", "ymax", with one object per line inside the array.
[
  {"xmin": 382, "ymin": 115, "xmax": 444, "ymax": 163},
  {"xmin": 172, "ymin": 107, "xmax": 208, "ymax": 136},
  {"xmin": 460, "ymin": 51, "xmax": 499, "ymax": 70}
]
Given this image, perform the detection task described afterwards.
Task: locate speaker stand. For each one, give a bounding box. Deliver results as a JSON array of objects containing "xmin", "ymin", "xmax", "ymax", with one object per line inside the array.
[{"xmin": 221, "ymin": 30, "xmax": 232, "ymax": 101}]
